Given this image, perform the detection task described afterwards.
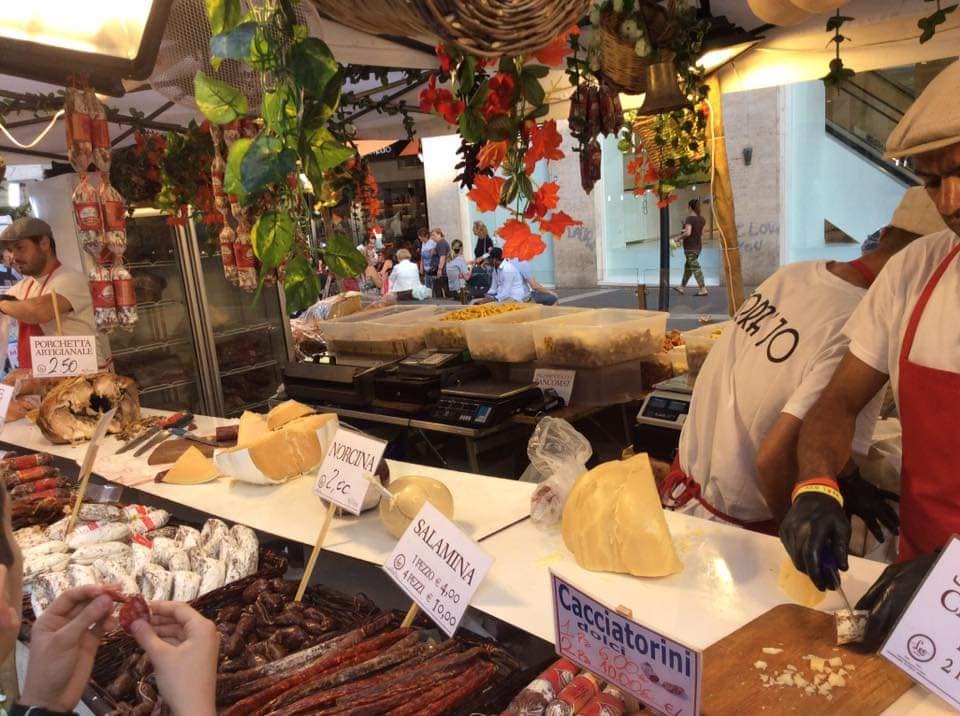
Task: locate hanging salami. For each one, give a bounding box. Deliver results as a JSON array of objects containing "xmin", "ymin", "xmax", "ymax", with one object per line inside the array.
[
  {"xmin": 88, "ymin": 264, "xmax": 118, "ymax": 334},
  {"xmin": 219, "ymin": 225, "xmax": 238, "ymax": 285},
  {"xmin": 99, "ymin": 174, "xmax": 127, "ymax": 258},
  {"xmin": 64, "ymin": 87, "xmax": 92, "ymax": 173},
  {"xmin": 233, "ymin": 223, "xmax": 257, "ymax": 292},
  {"xmin": 111, "ymin": 261, "xmax": 138, "ymax": 331},
  {"xmin": 72, "ymin": 175, "xmax": 104, "ymax": 257},
  {"xmin": 86, "ymin": 88, "xmax": 112, "ymax": 173}
]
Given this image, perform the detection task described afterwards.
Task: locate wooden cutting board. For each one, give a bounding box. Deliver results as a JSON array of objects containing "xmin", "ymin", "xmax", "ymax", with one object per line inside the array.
[
  {"xmin": 147, "ymin": 437, "xmax": 229, "ymax": 465},
  {"xmin": 702, "ymin": 604, "xmax": 913, "ymax": 715}
]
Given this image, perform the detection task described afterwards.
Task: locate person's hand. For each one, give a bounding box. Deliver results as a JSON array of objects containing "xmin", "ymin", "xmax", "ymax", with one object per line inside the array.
[
  {"xmin": 129, "ymin": 601, "xmax": 218, "ymax": 716},
  {"xmin": 779, "ymin": 492, "xmax": 851, "ymax": 591},
  {"xmin": 856, "ymin": 552, "xmax": 937, "ymax": 651},
  {"xmin": 21, "ymin": 585, "xmax": 118, "ymax": 712},
  {"xmin": 838, "ymin": 471, "xmax": 899, "ymax": 543}
]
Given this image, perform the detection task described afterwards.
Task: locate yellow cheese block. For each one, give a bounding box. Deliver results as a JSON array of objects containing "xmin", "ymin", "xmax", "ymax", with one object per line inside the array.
[
  {"xmin": 237, "ymin": 411, "xmax": 269, "ymax": 448},
  {"xmin": 161, "ymin": 446, "xmax": 220, "ymax": 485},
  {"xmin": 561, "ymin": 453, "xmax": 682, "ymax": 578},
  {"xmin": 266, "ymin": 400, "xmax": 315, "ymax": 430},
  {"xmin": 778, "ymin": 554, "xmax": 826, "ymax": 607}
]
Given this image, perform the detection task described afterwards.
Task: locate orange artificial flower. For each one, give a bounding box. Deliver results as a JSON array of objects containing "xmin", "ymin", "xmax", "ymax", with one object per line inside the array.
[
  {"xmin": 467, "ymin": 174, "xmax": 505, "ymax": 213},
  {"xmin": 524, "ymin": 181, "xmax": 560, "ymax": 220},
  {"xmin": 524, "ymin": 119, "xmax": 564, "ymax": 174},
  {"xmin": 477, "ymin": 140, "xmax": 509, "ymax": 171},
  {"xmin": 497, "ymin": 219, "xmax": 546, "ymax": 261},
  {"xmin": 538, "ymin": 210, "xmax": 582, "ymax": 238}
]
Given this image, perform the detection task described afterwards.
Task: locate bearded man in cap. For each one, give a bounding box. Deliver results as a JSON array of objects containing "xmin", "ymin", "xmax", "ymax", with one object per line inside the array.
[
  {"xmin": 662, "ymin": 187, "xmax": 943, "ymax": 532},
  {"xmin": 0, "ymin": 218, "xmax": 107, "ymax": 380},
  {"xmin": 779, "ymin": 60, "xmax": 960, "ymax": 650}
]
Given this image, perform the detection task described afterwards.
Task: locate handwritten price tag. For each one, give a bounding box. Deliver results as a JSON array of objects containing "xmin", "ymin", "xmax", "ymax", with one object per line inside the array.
[
  {"xmin": 551, "ymin": 571, "xmax": 701, "ymax": 714},
  {"xmin": 30, "ymin": 335, "xmax": 98, "ymax": 378},
  {"xmin": 881, "ymin": 536, "xmax": 960, "ymax": 709},
  {"xmin": 534, "ymin": 368, "xmax": 576, "ymax": 405},
  {"xmin": 312, "ymin": 428, "xmax": 384, "ymax": 515},
  {"xmin": 383, "ymin": 502, "xmax": 493, "ymax": 637}
]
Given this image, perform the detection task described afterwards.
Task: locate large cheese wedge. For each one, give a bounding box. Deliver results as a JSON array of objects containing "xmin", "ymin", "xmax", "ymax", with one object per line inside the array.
[
  {"xmin": 778, "ymin": 554, "xmax": 826, "ymax": 607},
  {"xmin": 161, "ymin": 446, "xmax": 220, "ymax": 485},
  {"xmin": 237, "ymin": 411, "xmax": 269, "ymax": 448},
  {"xmin": 213, "ymin": 416, "xmax": 339, "ymax": 485},
  {"xmin": 561, "ymin": 453, "xmax": 681, "ymax": 578},
  {"xmin": 379, "ymin": 476, "xmax": 454, "ymax": 539},
  {"xmin": 266, "ymin": 400, "xmax": 315, "ymax": 430},
  {"xmin": 283, "ymin": 413, "xmax": 338, "ymax": 454}
]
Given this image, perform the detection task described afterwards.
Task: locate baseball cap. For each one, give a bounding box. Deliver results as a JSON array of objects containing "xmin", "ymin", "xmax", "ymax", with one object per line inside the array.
[{"xmin": 0, "ymin": 217, "xmax": 53, "ymax": 243}]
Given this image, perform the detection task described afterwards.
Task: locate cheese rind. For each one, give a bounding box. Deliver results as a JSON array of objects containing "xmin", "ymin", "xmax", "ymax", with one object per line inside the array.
[
  {"xmin": 380, "ymin": 477, "xmax": 454, "ymax": 539},
  {"xmin": 266, "ymin": 400, "xmax": 315, "ymax": 430},
  {"xmin": 777, "ymin": 555, "xmax": 826, "ymax": 607},
  {"xmin": 237, "ymin": 411, "xmax": 269, "ymax": 448},
  {"xmin": 162, "ymin": 446, "xmax": 220, "ymax": 485},
  {"xmin": 214, "ymin": 417, "xmax": 338, "ymax": 485}
]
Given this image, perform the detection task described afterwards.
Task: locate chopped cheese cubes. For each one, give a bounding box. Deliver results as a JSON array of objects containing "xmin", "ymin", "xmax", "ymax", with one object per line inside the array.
[
  {"xmin": 757, "ymin": 649, "xmax": 852, "ymax": 700},
  {"xmin": 762, "ymin": 647, "xmax": 784, "ymax": 655},
  {"xmin": 754, "ymin": 660, "xmax": 768, "ymax": 670}
]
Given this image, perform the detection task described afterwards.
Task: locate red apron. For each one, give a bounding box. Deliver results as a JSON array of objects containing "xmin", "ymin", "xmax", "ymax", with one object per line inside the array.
[
  {"xmin": 16, "ymin": 261, "xmax": 61, "ymax": 371},
  {"xmin": 897, "ymin": 243, "xmax": 960, "ymax": 561}
]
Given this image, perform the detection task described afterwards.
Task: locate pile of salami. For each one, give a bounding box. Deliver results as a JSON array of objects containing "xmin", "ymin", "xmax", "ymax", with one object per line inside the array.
[
  {"xmin": 3, "ymin": 452, "xmax": 73, "ymax": 531},
  {"xmin": 64, "ymin": 85, "xmax": 138, "ymax": 334},
  {"xmin": 502, "ymin": 658, "xmax": 640, "ymax": 716},
  {"xmin": 16, "ymin": 512, "xmax": 259, "ymax": 619}
]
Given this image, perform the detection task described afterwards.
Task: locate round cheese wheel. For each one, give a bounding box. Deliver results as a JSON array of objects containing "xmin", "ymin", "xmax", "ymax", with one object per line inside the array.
[
  {"xmin": 790, "ymin": 0, "xmax": 849, "ymax": 11},
  {"xmin": 379, "ymin": 477, "xmax": 454, "ymax": 539},
  {"xmin": 747, "ymin": 0, "xmax": 812, "ymax": 26}
]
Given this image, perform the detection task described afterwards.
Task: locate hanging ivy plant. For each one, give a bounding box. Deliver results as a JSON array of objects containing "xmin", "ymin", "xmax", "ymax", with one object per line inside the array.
[
  {"xmin": 196, "ymin": 0, "xmax": 365, "ymax": 313},
  {"xmin": 918, "ymin": 0, "xmax": 958, "ymax": 43},
  {"xmin": 823, "ymin": 11, "xmax": 855, "ymax": 88}
]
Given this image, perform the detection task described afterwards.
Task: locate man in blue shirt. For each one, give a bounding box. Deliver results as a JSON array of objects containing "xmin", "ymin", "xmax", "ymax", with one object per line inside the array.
[
  {"xmin": 513, "ymin": 259, "xmax": 559, "ymax": 305},
  {"xmin": 485, "ymin": 248, "xmax": 527, "ymax": 302}
]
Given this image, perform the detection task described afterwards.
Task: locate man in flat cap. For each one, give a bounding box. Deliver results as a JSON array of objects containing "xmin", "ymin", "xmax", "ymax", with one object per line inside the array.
[
  {"xmin": 0, "ymin": 217, "xmax": 104, "ymax": 376},
  {"xmin": 663, "ymin": 187, "xmax": 941, "ymax": 533},
  {"xmin": 778, "ymin": 60, "xmax": 960, "ymax": 649}
]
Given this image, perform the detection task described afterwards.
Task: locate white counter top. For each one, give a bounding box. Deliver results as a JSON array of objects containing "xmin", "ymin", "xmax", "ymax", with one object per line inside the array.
[{"xmin": 1, "ymin": 413, "xmax": 949, "ymax": 714}]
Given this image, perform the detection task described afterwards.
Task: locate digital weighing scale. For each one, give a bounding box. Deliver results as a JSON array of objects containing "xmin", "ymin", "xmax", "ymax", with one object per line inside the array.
[
  {"xmin": 634, "ymin": 375, "xmax": 693, "ymax": 460},
  {"xmin": 283, "ymin": 356, "xmax": 393, "ymax": 408},
  {"xmin": 431, "ymin": 381, "xmax": 542, "ymax": 428},
  {"xmin": 373, "ymin": 349, "xmax": 488, "ymax": 405}
]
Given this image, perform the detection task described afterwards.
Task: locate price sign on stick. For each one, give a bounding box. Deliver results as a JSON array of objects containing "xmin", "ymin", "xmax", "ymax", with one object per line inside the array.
[
  {"xmin": 313, "ymin": 428, "xmax": 385, "ymax": 515},
  {"xmin": 30, "ymin": 335, "xmax": 98, "ymax": 378},
  {"xmin": 551, "ymin": 571, "xmax": 702, "ymax": 714},
  {"xmin": 534, "ymin": 368, "xmax": 576, "ymax": 405},
  {"xmin": 65, "ymin": 407, "xmax": 117, "ymax": 535},
  {"xmin": 881, "ymin": 536, "xmax": 960, "ymax": 709},
  {"xmin": 383, "ymin": 502, "xmax": 493, "ymax": 637}
]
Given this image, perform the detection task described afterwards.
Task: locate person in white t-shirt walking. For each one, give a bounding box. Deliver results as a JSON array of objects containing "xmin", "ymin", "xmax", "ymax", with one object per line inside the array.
[
  {"xmin": 0, "ymin": 218, "xmax": 108, "ymax": 374},
  {"xmin": 663, "ymin": 187, "xmax": 944, "ymax": 533},
  {"xmin": 778, "ymin": 60, "xmax": 960, "ymax": 650}
]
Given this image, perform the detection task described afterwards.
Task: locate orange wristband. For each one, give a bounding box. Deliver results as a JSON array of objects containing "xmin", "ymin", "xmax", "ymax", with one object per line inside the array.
[{"xmin": 792, "ymin": 477, "xmax": 843, "ymax": 507}]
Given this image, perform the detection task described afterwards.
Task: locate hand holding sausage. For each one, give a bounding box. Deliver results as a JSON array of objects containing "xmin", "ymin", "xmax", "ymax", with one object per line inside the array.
[
  {"xmin": 129, "ymin": 601, "xmax": 218, "ymax": 716},
  {"xmin": 21, "ymin": 585, "xmax": 118, "ymax": 712}
]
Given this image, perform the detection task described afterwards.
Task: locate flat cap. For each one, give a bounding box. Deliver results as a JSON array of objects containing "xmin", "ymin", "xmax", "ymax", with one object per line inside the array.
[
  {"xmin": 0, "ymin": 217, "xmax": 53, "ymax": 243},
  {"xmin": 889, "ymin": 187, "xmax": 947, "ymax": 237},
  {"xmin": 886, "ymin": 60, "xmax": 960, "ymax": 159}
]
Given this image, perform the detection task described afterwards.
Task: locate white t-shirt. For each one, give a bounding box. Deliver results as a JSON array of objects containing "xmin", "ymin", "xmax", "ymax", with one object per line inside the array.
[
  {"xmin": 679, "ymin": 261, "xmax": 882, "ymax": 523},
  {"xmin": 487, "ymin": 260, "xmax": 528, "ymax": 302},
  {"xmin": 846, "ymin": 230, "xmax": 960, "ymax": 401},
  {"xmin": 388, "ymin": 259, "xmax": 422, "ymax": 293},
  {"xmin": 8, "ymin": 265, "xmax": 111, "ymax": 367}
]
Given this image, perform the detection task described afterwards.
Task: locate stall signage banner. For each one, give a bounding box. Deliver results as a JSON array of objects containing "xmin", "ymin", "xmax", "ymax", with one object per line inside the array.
[
  {"xmin": 312, "ymin": 428, "xmax": 384, "ymax": 515},
  {"xmin": 881, "ymin": 535, "xmax": 960, "ymax": 709},
  {"xmin": 551, "ymin": 571, "xmax": 702, "ymax": 714},
  {"xmin": 382, "ymin": 502, "xmax": 493, "ymax": 637},
  {"xmin": 30, "ymin": 335, "xmax": 98, "ymax": 378},
  {"xmin": 534, "ymin": 368, "xmax": 576, "ymax": 405},
  {"xmin": 0, "ymin": 384, "xmax": 14, "ymax": 434}
]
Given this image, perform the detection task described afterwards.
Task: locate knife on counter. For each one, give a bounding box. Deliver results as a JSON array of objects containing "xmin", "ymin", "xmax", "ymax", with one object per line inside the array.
[
  {"xmin": 117, "ymin": 412, "xmax": 191, "ymax": 455},
  {"xmin": 821, "ymin": 546, "xmax": 855, "ymax": 613},
  {"xmin": 132, "ymin": 413, "xmax": 196, "ymax": 458}
]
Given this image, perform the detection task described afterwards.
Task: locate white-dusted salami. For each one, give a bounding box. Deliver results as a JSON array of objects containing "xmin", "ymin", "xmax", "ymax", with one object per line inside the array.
[
  {"xmin": 64, "ymin": 87, "xmax": 92, "ymax": 172},
  {"xmin": 131, "ymin": 541, "xmax": 153, "ymax": 577},
  {"xmin": 22, "ymin": 541, "xmax": 69, "ymax": 559},
  {"xmin": 111, "ymin": 262, "xmax": 138, "ymax": 332},
  {"xmin": 72, "ymin": 173, "xmax": 103, "ymax": 257},
  {"xmin": 70, "ymin": 541, "xmax": 131, "ymax": 567},
  {"xmin": 32, "ymin": 571, "xmax": 69, "ymax": 617},
  {"xmin": 196, "ymin": 557, "xmax": 226, "ymax": 596},
  {"xmin": 171, "ymin": 570, "xmax": 201, "ymax": 602},
  {"xmin": 78, "ymin": 503, "xmax": 124, "ymax": 522},
  {"xmin": 86, "ymin": 88, "xmax": 111, "ymax": 172},
  {"xmin": 230, "ymin": 524, "xmax": 258, "ymax": 551},
  {"xmin": 139, "ymin": 564, "xmax": 173, "ymax": 601},
  {"xmin": 65, "ymin": 564, "xmax": 98, "ymax": 588},
  {"xmin": 89, "ymin": 264, "xmax": 117, "ymax": 334},
  {"xmin": 167, "ymin": 550, "xmax": 191, "ymax": 573},
  {"xmin": 124, "ymin": 505, "xmax": 170, "ymax": 531},
  {"xmin": 15, "ymin": 526, "xmax": 49, "ymax": 550},
  {"xmin": 93, "ymin": 559, "xmax": 138, "ymax": 595},
  {"xmin": 150, "ymin": 537, "xmax": 178, "ymax": 568},
  {"xmin": 65, "ymin": 521, "xmax": 131, "ymax": 550},
  {"xmin": 175, "ymin": 525, "xmax": 201, "ymax": 551},
  {"xmin": 200, "ymin": 519, "xmax": 228, "ymax": 557},
  {"xmin": 23, "ymin": 552, "xmax": 70, "ymax": 582}
]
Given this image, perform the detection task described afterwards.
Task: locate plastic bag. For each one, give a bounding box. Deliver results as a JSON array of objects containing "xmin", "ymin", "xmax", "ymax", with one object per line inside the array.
[
  {"xmin": 525, "ymin": 417, "xmax": 592, "ymax": 529},
  {"xmin": 412, "ymin": 285, "xmax": 431, "ymax": 300}
]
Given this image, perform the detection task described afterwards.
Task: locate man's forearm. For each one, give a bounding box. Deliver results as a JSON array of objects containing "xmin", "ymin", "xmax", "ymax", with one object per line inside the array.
[
  {"xmin": 797, "ymin": 398, "xmax": 859, "ymax": 483},
  {"xmin": 1, "ymin": 295, "xmax": 58, "ymax": 324}
]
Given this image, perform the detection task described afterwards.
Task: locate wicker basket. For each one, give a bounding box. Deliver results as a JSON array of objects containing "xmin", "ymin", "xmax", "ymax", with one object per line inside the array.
[
  {"xmin": 600, "ymin": 2, "xmax": 676, "ymax": 94},
  {"xmin": 311, "ymin": 0, "xmax": 431, "ymax": 38},
  {"xmin": 633, "ymin": 114, "xmax": 708, "ymax": 183}
]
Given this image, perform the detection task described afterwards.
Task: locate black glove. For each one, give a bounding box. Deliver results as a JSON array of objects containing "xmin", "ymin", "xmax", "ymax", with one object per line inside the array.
[
  {"xmin": 779, "ymin": 492, "xmax": 851, "ymax": 591},
  {"xmin": 855, "ymin": 552, "xmax": 937, "ymax": 651},
  {"xmin": 838, "ymin": 471, "xmax": 899, "ymax": 543}
]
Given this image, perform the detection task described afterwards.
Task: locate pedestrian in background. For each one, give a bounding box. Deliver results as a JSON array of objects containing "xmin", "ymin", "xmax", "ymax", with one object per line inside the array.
[{"xmin": 675, "ymin": 199, "xmax": 708, "ymax": 296}]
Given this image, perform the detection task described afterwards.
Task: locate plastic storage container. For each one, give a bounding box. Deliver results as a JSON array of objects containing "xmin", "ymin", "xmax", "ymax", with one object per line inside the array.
[
  {"xmin": 683, "ymin": 321, "xmax": 730, "ymax": 386},
  {"xmin": 508, "ymin": 358, "xmax": 647, "ymax": 407},
  {"xmin": 422, "ymin": 303, "xmax": 535, "ymax": 350},
  {"xmin": 465, "ymin": 306, "xmax": 588, "ymax": 363},
  {"xmin": 321, "ymin": 305, "xmax": 455, "ymax": 357},
  {"xmin": 532, "ymin": 308, "xmax": 668, "ymax": 368}
]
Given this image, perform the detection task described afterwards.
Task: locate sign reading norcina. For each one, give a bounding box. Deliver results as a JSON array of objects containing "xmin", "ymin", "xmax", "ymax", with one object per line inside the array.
[{"xmin": 551, "ymin": 572, "xmax": 702, "ymax": 714}]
